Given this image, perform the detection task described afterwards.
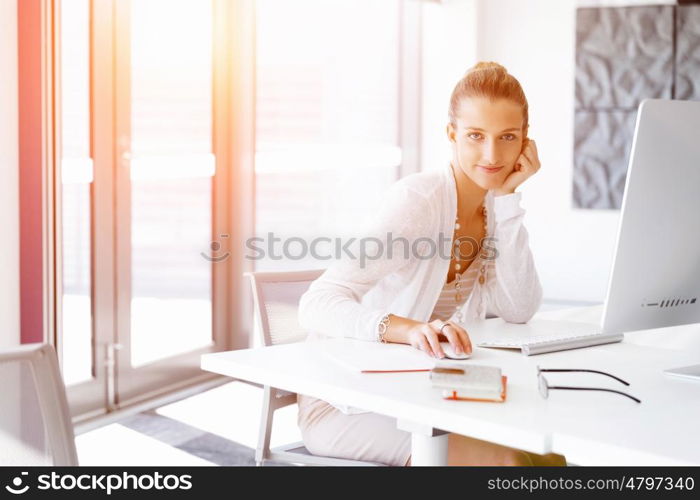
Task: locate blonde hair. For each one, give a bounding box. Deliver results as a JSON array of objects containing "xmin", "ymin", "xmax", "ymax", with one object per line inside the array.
[{"xmin": 448, "ymin": 62, "xmax": 529, "ymax": 131}]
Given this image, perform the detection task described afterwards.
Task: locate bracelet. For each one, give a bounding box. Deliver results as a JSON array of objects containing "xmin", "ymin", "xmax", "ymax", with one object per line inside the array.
[{"xmin": 377, "ymin": 314, "xmax": 391, "ymax": 343}]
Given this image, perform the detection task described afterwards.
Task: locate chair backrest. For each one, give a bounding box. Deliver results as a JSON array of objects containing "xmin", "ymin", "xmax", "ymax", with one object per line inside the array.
[
  {"xmin": 245, "ymin": 269, "xmax": 324, "ymax": 346},
  {"xmin": 0, "ymin": 343, "xmax": 78, "ymax": 466}
]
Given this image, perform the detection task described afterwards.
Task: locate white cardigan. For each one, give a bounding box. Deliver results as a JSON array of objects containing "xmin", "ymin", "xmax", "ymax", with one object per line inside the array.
[{"xmin": 299, "ymin": 164, "xmax": 543, "ymax": 343}]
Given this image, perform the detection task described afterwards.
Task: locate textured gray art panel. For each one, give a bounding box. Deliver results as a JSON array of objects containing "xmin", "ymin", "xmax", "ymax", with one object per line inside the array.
[
  {"xmin": 573, "ymin": 110, "xmax": 637, "ymax": 210},
  {"xmin": 575, "ymin": 6, "xmax": 673, "ymax": 110},
  {"xmin": 677, "ymin": 6, "xmax": 700, "ymax": 101}
]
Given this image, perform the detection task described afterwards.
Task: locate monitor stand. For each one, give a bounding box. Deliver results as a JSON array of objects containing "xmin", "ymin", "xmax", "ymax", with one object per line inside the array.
[{"xmin": 664, "ymin": 364, "xmax": 700, "ymax": 382}]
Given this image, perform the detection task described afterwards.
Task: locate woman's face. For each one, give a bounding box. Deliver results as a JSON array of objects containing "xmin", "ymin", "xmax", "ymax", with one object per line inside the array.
[{"xmin": 447, "ymin": 97, "xmax": 527, "ymax": 191}]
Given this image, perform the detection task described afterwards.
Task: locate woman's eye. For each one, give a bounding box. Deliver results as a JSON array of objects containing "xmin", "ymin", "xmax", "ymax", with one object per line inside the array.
[
  {"xmin": 502, "ymin": 134, "xmax": 516, "ymax": 141},
  {"xmin": 467, "ymin": 133, "xmax": 482, "ymax": 140}
]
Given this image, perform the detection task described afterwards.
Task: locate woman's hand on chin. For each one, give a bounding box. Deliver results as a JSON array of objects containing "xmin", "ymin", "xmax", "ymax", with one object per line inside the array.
[{"xmin": 494, "ymin": 138, "xmax": 541, "ymax": 196}]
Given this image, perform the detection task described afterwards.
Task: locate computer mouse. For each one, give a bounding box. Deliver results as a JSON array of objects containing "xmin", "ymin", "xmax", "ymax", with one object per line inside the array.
[{"xmin": 439, "ymin": 342, "xmax": 471, "ymax": 360}]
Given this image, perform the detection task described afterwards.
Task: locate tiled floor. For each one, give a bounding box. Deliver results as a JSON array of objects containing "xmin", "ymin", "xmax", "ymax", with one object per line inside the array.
[{"xmin": 75, "ymin": 381, "xmax": 301, "ymax": 466}]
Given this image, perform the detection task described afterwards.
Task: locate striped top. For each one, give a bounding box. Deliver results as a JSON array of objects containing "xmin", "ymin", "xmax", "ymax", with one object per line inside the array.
[{"xmin": 429, "ymin": 258, "xmax": 483, "ymax": 322}]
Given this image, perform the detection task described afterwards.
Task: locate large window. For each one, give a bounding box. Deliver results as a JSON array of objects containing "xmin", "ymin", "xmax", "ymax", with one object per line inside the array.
[
  {"xmin": 128, "ymin": 0, "xmax": 214, "ymax": 367},
  {"xmin": 254, "ymin": 0, "xmax": 403, "ymax": 271}
]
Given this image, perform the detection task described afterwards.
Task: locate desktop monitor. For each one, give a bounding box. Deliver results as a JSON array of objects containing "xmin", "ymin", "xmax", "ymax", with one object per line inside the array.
[{"xmin": 600, "ymin": 98, "xmax": 700, "ymax": 380}]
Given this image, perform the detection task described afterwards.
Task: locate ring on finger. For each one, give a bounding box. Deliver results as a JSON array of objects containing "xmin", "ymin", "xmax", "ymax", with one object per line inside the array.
[{"xmin": 439, "ymin": 322, "xmax": 451, "ymax": 334}]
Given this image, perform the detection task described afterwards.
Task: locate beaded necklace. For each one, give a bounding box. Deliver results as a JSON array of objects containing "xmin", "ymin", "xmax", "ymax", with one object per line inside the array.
[{"xmin": 452, "ymin": 201, "xmax": 488, "ymax": 324}]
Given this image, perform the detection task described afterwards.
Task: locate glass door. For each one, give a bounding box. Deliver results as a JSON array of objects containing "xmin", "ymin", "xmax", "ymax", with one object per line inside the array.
[
  {"xmin": 58, "ymin": 0, "xmax": 236, "ymax": 418},
  {"xmin": 113, "ymin": 0, "xmax": 218, "ymax": 405},
  {"xmin": 58, "ymin": 0, "xmax": 104, "ymax": 418}
]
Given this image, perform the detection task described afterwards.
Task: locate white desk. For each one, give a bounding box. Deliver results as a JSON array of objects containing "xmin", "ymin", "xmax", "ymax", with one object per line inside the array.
[{"xmin": 201, "ymin": 306, "xmax": 700, "ymax": 465}]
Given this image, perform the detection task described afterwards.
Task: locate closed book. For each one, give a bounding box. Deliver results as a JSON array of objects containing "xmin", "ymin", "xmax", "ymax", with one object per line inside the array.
[{"xmin": 430, "ymin": 362, "xmax": 507, "ymax": 403}]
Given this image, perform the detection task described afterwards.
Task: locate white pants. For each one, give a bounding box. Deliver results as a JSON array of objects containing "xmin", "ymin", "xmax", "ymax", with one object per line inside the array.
[{"xmin": 297, "ymin": 394, "xmax": 411, "ymax": 466}]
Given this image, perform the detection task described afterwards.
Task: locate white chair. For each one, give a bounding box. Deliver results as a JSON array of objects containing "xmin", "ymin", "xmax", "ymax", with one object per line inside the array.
[
  {"xmin": 246, "ymin": 269, "xmax": 383, "ymax": 466},
  {"xmin": 0, "ymin": 343, "xmax": 78, "ymax": 466}
]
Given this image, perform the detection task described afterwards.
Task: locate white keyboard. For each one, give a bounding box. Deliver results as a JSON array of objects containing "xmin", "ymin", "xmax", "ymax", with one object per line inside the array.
[{"xmin": 477, "ymin": 331, "xmax": 624, "ymax": 355}]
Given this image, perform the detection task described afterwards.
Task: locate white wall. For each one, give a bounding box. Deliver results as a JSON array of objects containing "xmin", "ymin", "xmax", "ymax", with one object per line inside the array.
[
  {"xmin": 0, "ymin": 0, "xmax": 20, "ymax": 348},
  {"xmin": 422, "ymin": 0, "xmax": 624, "ymax": 303}
]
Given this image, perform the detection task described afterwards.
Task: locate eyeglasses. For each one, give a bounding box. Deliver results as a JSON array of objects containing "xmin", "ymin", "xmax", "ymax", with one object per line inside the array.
[{"xmin": 537, "ymin": 366, "xmax": 641, "ymax": 403}]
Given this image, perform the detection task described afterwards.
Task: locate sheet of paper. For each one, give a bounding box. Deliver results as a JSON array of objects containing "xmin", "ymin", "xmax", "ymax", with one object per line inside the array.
[{"xmin": 318, "ymin": 338, "xmax": 435, "ymax": 372}]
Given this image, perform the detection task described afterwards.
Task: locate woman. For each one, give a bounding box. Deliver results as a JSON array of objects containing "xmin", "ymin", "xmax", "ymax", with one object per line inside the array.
[{"xmin": 296, "ymin": 62, "xmax": 565, "ymax": 466}]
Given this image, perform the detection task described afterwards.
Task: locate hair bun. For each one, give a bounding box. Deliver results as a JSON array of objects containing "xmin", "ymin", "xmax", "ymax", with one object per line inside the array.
[
  {"xmin": 467, "ymin": 61, "xmax": 507, "ymax": 74},
  {"xmin": 448, "ymin": 60, "xmax": 528, "ymax": 130}
]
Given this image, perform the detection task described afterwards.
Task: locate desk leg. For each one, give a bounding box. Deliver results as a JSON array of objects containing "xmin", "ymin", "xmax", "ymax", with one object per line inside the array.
[{"xmin": 397, "ymin": 419, "xmax": 449, "ymax": 466}]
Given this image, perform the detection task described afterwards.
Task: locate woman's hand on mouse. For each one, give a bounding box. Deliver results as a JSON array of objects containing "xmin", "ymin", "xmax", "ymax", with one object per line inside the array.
[
  {"xmin": 493, "ymin": 138, "xmax": 541, "ymax": 197},
  {"xmin": 379, "ymin": 315, "xmax": 472, "ymax": 358},
  {"xmin": 405, "ymin": 319, "xmax": 472, "ymax": 358}
]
